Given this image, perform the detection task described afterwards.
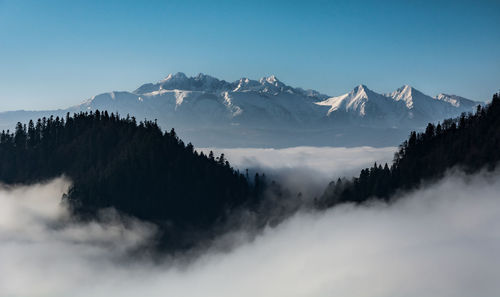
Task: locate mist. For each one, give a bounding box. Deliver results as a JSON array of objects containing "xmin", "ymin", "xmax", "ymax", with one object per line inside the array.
[
  {"xmin": 200, "ymin": 146, "xmax": 396, "ymax": 197},
  {"xmin": 1, "ymin": 156, "xmax": 500, "ymax": 296}
]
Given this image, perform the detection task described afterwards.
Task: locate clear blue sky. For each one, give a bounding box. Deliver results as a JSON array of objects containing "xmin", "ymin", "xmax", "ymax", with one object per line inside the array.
[{"xmin": 0, "ymin": 0, "xmax": 499, "ymax": 111}]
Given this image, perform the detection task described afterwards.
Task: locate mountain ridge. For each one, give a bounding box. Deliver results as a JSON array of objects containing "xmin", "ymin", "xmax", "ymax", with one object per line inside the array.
[{"xmin": 0, "ymin": 73, "xmax": 483, "ymax": 147}]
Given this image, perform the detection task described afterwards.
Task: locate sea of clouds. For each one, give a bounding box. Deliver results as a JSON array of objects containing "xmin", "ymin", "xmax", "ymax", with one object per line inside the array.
[
  {"xmin": 0, "ymin": 147, "xmax": 499, "ymax": 297},
  {"xmin": 200, "ymin": 146, "xmax": 396, "ymax": 197}
]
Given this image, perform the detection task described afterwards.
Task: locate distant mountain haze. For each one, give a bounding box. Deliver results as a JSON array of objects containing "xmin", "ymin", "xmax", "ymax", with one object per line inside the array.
[{"xmin": 0, "ymin": 73, "xmax": 482, "ymax": 147}]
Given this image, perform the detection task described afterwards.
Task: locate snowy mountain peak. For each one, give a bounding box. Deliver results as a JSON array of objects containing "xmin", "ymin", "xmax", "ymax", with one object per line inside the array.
[
  {"xmin": 259, "ymin": 75, "xmax": 283, "ymax": 87},
  {"xmin": 383, "ymin": 86, "xmax": 481, "ymax": 120},
  {"xmin": 162, "ymin": 72, "xmax": 188, "ymax": 82},
  {"xmin": 393, "ymin": 85, "xmax": 428, "ymax": 98},
  {"xmin": 134, "ymin": 72, "xmax": 233, "ymax": 94},
  {"xmin": 195, "ymin": 72, "xmax": 216, "ymax": 80},
  {"xmin": 436, "ymin": 93, "xmax": 450, "ymax": 99},
  {"xmin": 387, "ymin": 85, "xmax": 422, "ymax": 109},
  {"xmin": 265, "ymin": 75, "xmax": 279, "ymax": 84},
  {"xmin": 436, "ymin": 93, "xmax": 459, "ymax": 106},
  {"xmin": 395, "ymin": 84, "xmax": 413, "ymax": 95},
  {"xmin": 435, "ymin": 93, "xmax": 478, "ymax": 108},
  {"xmin": 315, "ymin": 85, "xmax": 376, "ymax": 116},
  {"xmin": 233, "ymin": 77, "xmax": 261, "ymax": 92},
  {"xmin": 353, "ymin": 84, "xmax": 369, "ymax": 94}
]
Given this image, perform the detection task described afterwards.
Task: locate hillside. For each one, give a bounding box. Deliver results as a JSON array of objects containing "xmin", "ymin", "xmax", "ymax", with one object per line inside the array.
[
  {"xmin": 0, "ymin": 73, "xmax": 481, "ymax": 147},
  {"xmin": 318, "ymin": 93, "xmax": 500, "ymax": 207},
  {"xmin": 0, "ymin": 111, "xmax": 261, "ymax": 249}
]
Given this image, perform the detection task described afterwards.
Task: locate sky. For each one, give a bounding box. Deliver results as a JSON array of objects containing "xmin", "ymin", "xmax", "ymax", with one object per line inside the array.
[{"xmin": 0, "ymin": 0, "xmax": 499, "ymax": 111}]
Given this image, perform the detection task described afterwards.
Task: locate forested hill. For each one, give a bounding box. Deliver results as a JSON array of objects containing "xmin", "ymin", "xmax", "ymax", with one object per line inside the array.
[
  {"xmin": 0, "ymin": 111, "xmax": 262, "ymax": 248},
  {"xmin": 319, "ymin": 93, "xmax": 500, "ymax": 207}
]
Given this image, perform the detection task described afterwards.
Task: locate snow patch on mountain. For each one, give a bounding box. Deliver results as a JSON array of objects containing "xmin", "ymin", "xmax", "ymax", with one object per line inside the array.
[
  {"xmin": 388, "ymin": 85, "xmax": 416, "ymax": 109},
  {"xmin": 435, "ymin": 93, "xmax": 478, "ymax": 109},
  {"xmin": 223, "ymin": 92, "xmax": 243, "ymax": 117}
]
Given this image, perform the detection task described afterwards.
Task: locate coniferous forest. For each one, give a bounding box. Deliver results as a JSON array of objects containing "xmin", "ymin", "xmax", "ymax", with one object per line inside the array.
[
  {"xmin": 319, "ymin": 93, "xmax": 500, "ymax": 207},
  {"xmin": 0, "ymin": 111, "xmax": 271, "ymax": 249}
]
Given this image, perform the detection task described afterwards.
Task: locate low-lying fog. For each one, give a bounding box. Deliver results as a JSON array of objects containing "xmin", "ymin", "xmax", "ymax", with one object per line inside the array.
[
  {"xmin": 200, "ymin": 146, "xmax": 396, "ymax": 197},
  {"xmin": 1, "ymin": 146, "xmax": 499, "ymax": 297}
]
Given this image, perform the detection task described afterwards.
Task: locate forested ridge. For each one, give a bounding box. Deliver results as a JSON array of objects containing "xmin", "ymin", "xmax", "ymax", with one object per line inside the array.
[
  {"xmin": 319, "ymin": 93, "xmax": 500, "ymax": 207},
  {"xmin": 0, "ymin": 111, "xmax": 270, "ymax": 248}
]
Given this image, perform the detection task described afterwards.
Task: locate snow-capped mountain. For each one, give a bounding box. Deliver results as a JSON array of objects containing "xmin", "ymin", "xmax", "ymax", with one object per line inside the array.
[
  {"xmin": 78, "ymin": 73, "xmax": 331, "ymax": 130},
  {"xmin": 315, "ymin": 84, "xmax": 407, "ymax": 125},
  {"xmin": 0, "ymin": 73, "xmax": 482, "ymax": 147},
  {"xmin": 133, "ymin": 72, "xmax": 328, "ymax": 100},
  {"xmin": 385, "ymin": 85, "xmax": 456, "ymax": 122},
  {"xmin": 315, "ymin": 83, "xmax": 481, "ymax": 129}
]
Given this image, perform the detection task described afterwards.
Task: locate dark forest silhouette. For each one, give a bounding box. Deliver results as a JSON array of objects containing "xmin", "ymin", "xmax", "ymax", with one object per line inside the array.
[{"xmin": 0, "ymin": 111, "xmax": 274, "ymax": 249}]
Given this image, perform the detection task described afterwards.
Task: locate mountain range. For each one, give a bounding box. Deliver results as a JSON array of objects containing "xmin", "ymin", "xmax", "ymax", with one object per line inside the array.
[{"xmin": 0, "ymin": 73, "xmax": 481, "ymax": 147}]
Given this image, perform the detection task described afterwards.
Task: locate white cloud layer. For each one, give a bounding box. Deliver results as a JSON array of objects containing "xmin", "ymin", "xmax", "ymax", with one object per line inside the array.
[
  {"xmin": 200, "ymin": 146, "xmax": 395, "ymax": 177},
  {"xmin": 200, "ymin": 146, "xmax": 396, "ymax": 197},
  {"xmin": 0, "ymin": 153, "xmax": 499, "ymax": 297}
]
